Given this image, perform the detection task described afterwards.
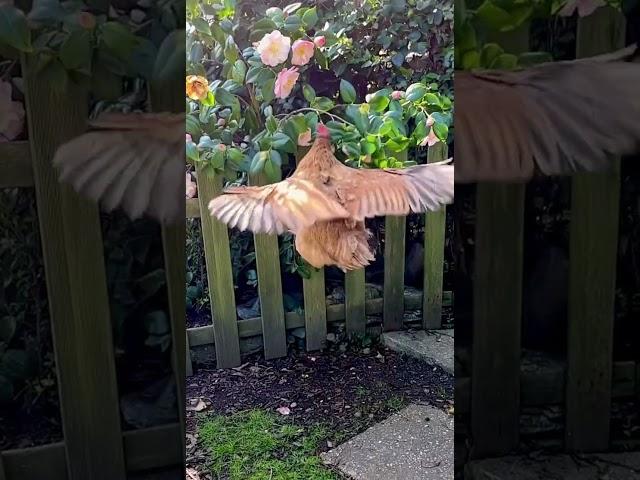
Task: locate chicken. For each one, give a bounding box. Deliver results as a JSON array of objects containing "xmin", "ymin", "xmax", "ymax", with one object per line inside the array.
[
  {"xmin": 208, "ymin": 124, "xmax": 454, "ymax": 271},
  {"xmin": 53, "ymin": 112, "xmax": 185, "ymax": 225},
  {"xmin": 455, "ymin": 44, "xmax": 640, "ymax": 183}
]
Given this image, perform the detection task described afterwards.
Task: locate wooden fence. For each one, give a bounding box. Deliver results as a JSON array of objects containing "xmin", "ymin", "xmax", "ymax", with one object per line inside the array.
[
  {"xmin": 457, "ymin": 8, "xmax": 638, "ymax": 459},
  {"xmin": 186, "ymin": 143, "xmax": 450, "ymax": 372},
  {"xmin": 0, "ymin": 55, "xmax": 185, "ymax": 478}
]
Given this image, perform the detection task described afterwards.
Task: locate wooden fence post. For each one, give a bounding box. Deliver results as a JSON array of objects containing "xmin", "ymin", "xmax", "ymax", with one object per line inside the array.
[
  {"xmin": 195, "ymin": 168, "xmax": 241, "ymax": 368},
  {"xmin": 565, "ymin": 7, "xmax": 625, "ymax": 452},
  {"xmin": 249, "ymin": 168, "xmax": 288, "ymax": 359},
  {"xmin": 295, "ymin": 147, "xmax": 328, "ymax": 351},
  {"xmin": 383, "ymin": 150, "xmax": 408, "ymax": 331},
  {"xmin": 423, "ymin": 142, "xmax": 448, "ymax": 329},
  {"xmin": 21, "ymin": 55, "xmax": 126, "ymax": 479},
  {"xmin": 345, "ymin": 269, "xmax": 367, "ymax": 335},
  {"xmin": 470, "ymin": 26, "xmax": 529, "ymax": 458}
]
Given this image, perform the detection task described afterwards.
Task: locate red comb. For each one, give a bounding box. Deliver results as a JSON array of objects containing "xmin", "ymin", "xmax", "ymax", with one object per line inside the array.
[{"xmin": 317, "ymin": 123, "xmax": 330, "ymax": 139}]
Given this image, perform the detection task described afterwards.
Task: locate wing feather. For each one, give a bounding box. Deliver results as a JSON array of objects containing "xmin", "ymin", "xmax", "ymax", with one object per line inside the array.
[
  {"xmin": 455, "ymin": 47, "xmax": 640, "ymax": 182},
  {"xmin": 52, "ymin": 112, "xmax": 184, "ymax": 224},
  {"xmin": 330, "ymin": 161, "xmax": 454, "ymax": 220},
  {"xmin": 208, "ymin": 177, "xmax": 350, "ymax": 235}
]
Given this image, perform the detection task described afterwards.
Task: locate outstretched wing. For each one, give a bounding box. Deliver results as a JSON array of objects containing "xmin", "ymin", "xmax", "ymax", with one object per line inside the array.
[
  {"xmin": 454, "ymin": 45, "xmax": 640, "ymax": 183},
  {"xmin": 329, "ymin": 160, "xmax": 454, "ymax": 220},
  {"xmin": 208, "ymin": 177, "xmax": 350, "ymax": 235},
  {"xmin": 53, "ymin": 112, "xmax": 184, "ymax": 224}
]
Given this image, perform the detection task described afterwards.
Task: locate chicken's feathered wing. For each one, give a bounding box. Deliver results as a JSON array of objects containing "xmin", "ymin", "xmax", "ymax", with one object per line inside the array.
[
  {"xmin": 207, "ymin": 178, "xmax": 351, "ymax": 235},
  {"xmin": 455, "ymin": 45, "xmax": 640, "ymax": 182},
  {"xmin": 328, "ymin": 160, "xmax": 454, "ymax": 220},
  {"xmin": 53, "ymin": 112, "xmax": 184, "ymax": 224}
]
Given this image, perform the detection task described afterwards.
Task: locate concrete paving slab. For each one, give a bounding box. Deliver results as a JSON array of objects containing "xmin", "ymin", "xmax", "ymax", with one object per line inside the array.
[
  {"xmin": 321, "ymin": 403, "xmax": 453, "ymax": 480},
  {"xmin": 466, "ymin": 452, "xmax": 640, "ymax": 479},
  {"xmin": 382, "ymin": 330, "xmax": 454, "ymax": 374}
]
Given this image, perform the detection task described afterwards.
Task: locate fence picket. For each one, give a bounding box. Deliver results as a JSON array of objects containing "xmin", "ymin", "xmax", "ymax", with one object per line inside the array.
[
  {"xmin": 296, "ymin": 147, "xmax": 328, "ymax": 351},
  {"xmin": 565, "ymin": 7, "xmax": 625, "ymax": 452},
  {"xmin": 195, "ymin": 167, "xmax": 241, "ymax": 368},
  {"xmin": 21, "ymin": 55, "xmax": 126, "ymax": 479},
  {"xmin": 470, "ymin": 26, "xmax": 529, "ymax": 458},
  {"xmin": 0, "ymin": 142, "xmax": 33, "ymax": 187},
  {"xmin": 345, "ymin": 269, "xmax": 366, "ymax": 335},
  {"xmin": 250, "ymin": 170, "xmax": 288, "ymax": 359},
  {"xmin": 383, "ymin": 150, "xmax": 408, "ymax": 331},
  {"xmin": 423, "ymin": 143, "xmax": 448, "ymax": 329}
]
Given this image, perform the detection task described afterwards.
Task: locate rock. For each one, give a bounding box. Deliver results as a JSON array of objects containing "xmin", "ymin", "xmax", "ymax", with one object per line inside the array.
[{"xmin": 326, "ymin": 333, "xmax": 337, "ymax": 342}]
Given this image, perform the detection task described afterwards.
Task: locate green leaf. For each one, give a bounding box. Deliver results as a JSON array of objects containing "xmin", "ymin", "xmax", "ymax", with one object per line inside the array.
[
  {"xmin": 346, "ymin": 104, "xmax": 369, "ymax": 135},
  {"xmin": 192, "ymin": 17, "xmax": 211, "ymax": 35},
  {"xmin": 231, "ymin": 59, "xmax": 246, "ymax": 83},
  {"xmin": 302, "ymin": 7, "xmax": 318, "ymax": 27},
  {"xmin": 28, "ymin": 0, "xmax": 66, "ymax": 24},
  {"xmin": 424, "ymin": 93, "xmax": 441, "ymax": 106},
  {"xmin": 339, "ymin": 79, "xmax": 357, "ymax": 104},
  {"xmin": 266, "ymin": 115, "xmax": 278, "ymax": 134},
  {"xmin": 313, "ymin": 48, "xmax": 328, "ymax": 69},
  {"xmin": 59, "ymin": 30, "xmax": 93, "ymax": 75},
  {"xmin": 368, "ymin": 90, "xmax": 391, "ymax": 112},
  {"xmin": 341, "ymin": 142, "xmax": 361, "ymax": 158},
  {"xmin": 284, "ymin": 2, "xmax": 302, "ymax": 14},
  {"xmin": 480, "ymin": 43, "xmax": 504, "ymax": 68},
  {"xmin": 312, "ymin": 96, "xmax": 334, "ymax": 111},
  {"xmin": 433, "ymin": 122, "xmax": 449, "ymax": 142},
  {"xmin": 405, "ymin": 83, "xmax": 428, "ymax": 102},
  {"xmin": 201, "ymin": 90, "xmax": 215, "ymax": 107},
  {"xmin": 284, "ymin": 14, "xmax": 303, "ymax": 32},
  {"xmin": 491, "ymin": 53, "xmax": 518, "ymax": 70},
  {"xmin": 100, "ymin": 22, "xmax": 140, "ymax": 58},
  {"xmin": 263, "ymin": 151, "xmax": 282, "ymax": 183},
  {"xmin": 303, "ymin": 83, "xmax": 316, "ymax": 103},
  {"xmin": 271, "ymin": 132, "xmax": 296, "ymax": 153},
  {"xmin": 261, "ymin": 77, "xmax": 276, "ymax": 103},
  {"xmin": 214, "ymin": 87, "xmax": 235, "ymax": 106},
  {"xmin": 250, "ymin": 151, "xmax": 268, "ymax": 176},
  {"xmin": 186, "ymin": 141, "xmax": 199, "ymax": 163},
  {"xmin": 0, "ymin": 5, "xmax": 31, "ymax": 52},
  {"xmin": 462, "ymin": 50, "xmax": 480, "ymax": 70}
]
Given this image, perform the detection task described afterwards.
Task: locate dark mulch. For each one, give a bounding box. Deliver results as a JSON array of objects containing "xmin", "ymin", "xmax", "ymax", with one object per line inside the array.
[{"xmin": 186, "ymin": 344, "xmax": 454, "ymax": 473}]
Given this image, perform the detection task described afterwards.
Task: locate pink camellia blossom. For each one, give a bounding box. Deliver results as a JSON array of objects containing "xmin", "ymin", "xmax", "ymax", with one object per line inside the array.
[
  {"xmin": 291, "ymin": 39, "xmax": 315, "ymax": 65},
  {"xmin": 274, "ymin": 67, "xmax": 300, "ymax": 99},
  {"xmin": 391, "ymin": 90, "xmax": 405, "ymax": 100},
  {"xmin": 186, "ymin": 133, "xmax": 193, "ymax": 142},
  {"xmin": 218, "ymin": 144, "xmax": 226, "ymax": 151},
  {"xmin": 426, "ymin": 114, "xmax": 435, "ymax": 127},
  {"xmin": 297, "ymin": 128, "xmax": 312, "ymax": 146},
  {"xmin": 559, "ymin": 0, "xmax": 604, "ymax": 17},
  {"xmin": 0, "ymin": 80, "xmax": 25, "ymax": 143},
  {"xmin": 185, "ymin": 173, "xmax": 197, "ymax": 199},
  {"xmin": 420, "ymin": 127, "xmax": 440, "ymax": 147},
  {"xmin": 313, "ymin": 36, "xmax": 326, "ymax": 48},
  {"xmin": 256, "ymin": 30, "xmax": 291, "ymax": 67}
]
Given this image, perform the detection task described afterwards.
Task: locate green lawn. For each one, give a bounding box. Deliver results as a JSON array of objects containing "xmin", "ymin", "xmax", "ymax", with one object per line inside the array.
[{"xmin": 198, "ymin": 409, "xmax": 341, "ymax": 480}]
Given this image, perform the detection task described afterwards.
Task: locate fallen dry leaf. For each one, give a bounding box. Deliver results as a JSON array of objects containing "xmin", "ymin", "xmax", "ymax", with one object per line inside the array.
[
  {"xmin": 277, "ymin": 406, "xmax": 291, "ymax": 415},
  {"xmin": 187, "ymin": 399, "xmax": 208, "ymax": 412}
]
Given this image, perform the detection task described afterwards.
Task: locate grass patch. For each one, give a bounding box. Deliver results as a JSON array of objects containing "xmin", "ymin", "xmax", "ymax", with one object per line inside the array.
[{"xmin": 198, "ymin": 409, "xmax": 341, "ymax": 480}]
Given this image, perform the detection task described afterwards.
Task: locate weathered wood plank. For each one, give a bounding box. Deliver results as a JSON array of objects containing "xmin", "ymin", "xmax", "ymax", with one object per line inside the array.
[
  {"xmin": 186, "ymin": 198, "xmax": 200, "ymax": 218},
  {"xmin": 565, "ymin": 8, "xmax": 625, "ymax": 452},
  {"xmin": 423, "ymin": 143, "xmax": 448, "ymax": 329},
  {"xmin": 185, "ymin": 332, "xmax": 193, "ymax": 376},
  {"xmin": 21, "ymin": 55, "xmax": 126, "ymax": 479},
  {"xmin": 149, "ymin": 81, "xmax": 186, "ymax": 460},
  {"xmin": 345, "ymin": 269, "xmax": 366, "ymax": 335},
  {"xmin": 296, "ymin": 147, "xmax": 327, "ymax": 351},
  {"xmin": 470, "ymin": 26, "xmax": 529, "ymax": 458},
  {"xmin": 195, "ymin": 168, "xmax": 241, "ymax": 368},
  {"xmin": 0, "ymin": 424, "xmax": 182, "ymax": 480},
  {"xmin": 0, "ymin": 141, "xmax": 33, "ymax": 187},
  {"xmin": 383, "ymin": 149, "xmax": 408, "ymax": 331},
  {"xmin": 187, "ymin": 289, "xmax": 429, "ymax": 346},
  {"xmin": 2, "ymin": 442, "xmax": 67, "ymax": 480},
  {"xmin": 123, "ymin": 423, "xmax": 183, "ymax": 472},
  {"xmin": 249, "ymin": 171, "xmax": 288, "ymax": 359}
]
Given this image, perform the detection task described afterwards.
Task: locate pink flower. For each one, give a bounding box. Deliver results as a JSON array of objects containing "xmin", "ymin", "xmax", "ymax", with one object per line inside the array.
[
  {"xmin": 217, "ymin": 118, "xmax": 226, "ymax": 126},
  {"xmin": 256, "ymin": 30, "xmax": 291, "ymax": 67},
  {"xmin": 297, "ymin": 128, "xmax": 312, "ymax": 146},
  {"xmin": 313, "ymin": 36, "xmax": 326, "ymax": 48},
  {"xmin": 420, "ymin": 127, "xmax": 440, "ymax": 147},
  {"xmin": 78, "ymin": 11, "xmax": 96, "ymax": 29},
  {"xmin": 185, "ymin": 173, "xmax": 197, "ymax": 199},
  {"xmin": 291, "ymin": 39, "xmax": 315, "ymax": 66},
  {"xmin": 559, "ymin": 0, "xmax": 604, "ymax": 17},
  {"xmin": 0, "ymin": 80, "xmax": 24, "ymax": 143},
  {"xmin": 186, "ymin": 133, "xmax": 193, "ymax": 142},
  {"xmin": 274, "ymin": 67, "xmax": 300, "ymax": 99},
  {"xmin": 426, "ymin": 114, "xmax": 435, "ymax": 127},
  {"xmin": 218, "ymin": 144, "xmax": 226, "ymax": 151},
  {"xmin": 391, "ymin": 90, "xmax": 405, "ymax": 100}
]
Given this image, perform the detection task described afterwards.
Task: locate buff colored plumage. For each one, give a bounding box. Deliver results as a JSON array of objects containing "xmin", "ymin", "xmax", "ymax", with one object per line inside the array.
[{"xmin": 208, "ymin": 125, "xmax": 454, "ymax": 271}]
